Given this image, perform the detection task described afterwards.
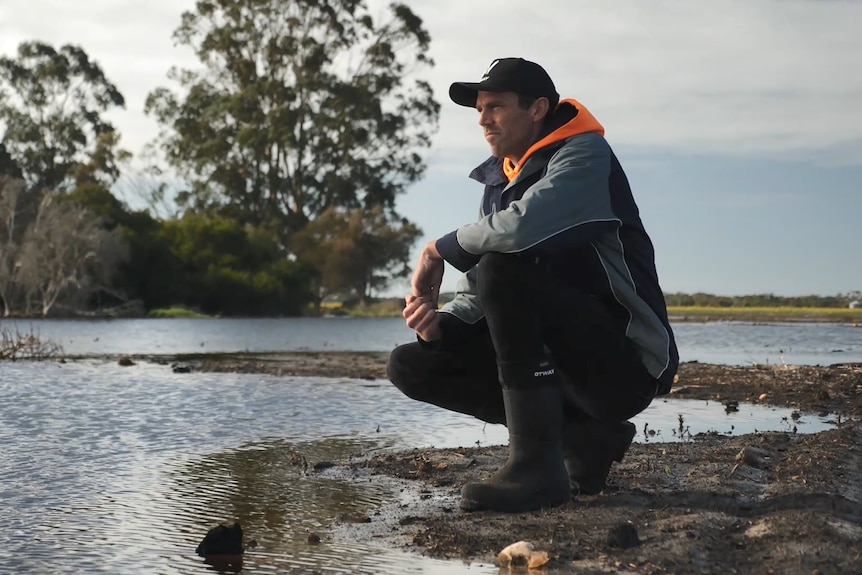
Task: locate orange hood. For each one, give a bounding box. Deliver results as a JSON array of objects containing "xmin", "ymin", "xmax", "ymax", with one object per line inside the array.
[{"xmin": 503, "ymin": 98, "xmax": 605, "ymax": 182}]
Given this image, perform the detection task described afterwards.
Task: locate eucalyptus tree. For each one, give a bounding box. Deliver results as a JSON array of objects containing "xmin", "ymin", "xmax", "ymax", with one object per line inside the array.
[
  {"xmin": 0, "ymin": 41, "xmax": 126, "ymax": 191},
  {"xmin": 291, "ymin": 204, "xmax": 421, "ymax": 301},
  {"xmin": 145, "ymin": 0, "xmax": 440, "ymax": 239}
]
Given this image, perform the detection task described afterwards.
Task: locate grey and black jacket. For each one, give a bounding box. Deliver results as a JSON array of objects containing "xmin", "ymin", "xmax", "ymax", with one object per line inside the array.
[{"xmin": 435, "ymin": 98, "xmax": 678, "ymax": 395}]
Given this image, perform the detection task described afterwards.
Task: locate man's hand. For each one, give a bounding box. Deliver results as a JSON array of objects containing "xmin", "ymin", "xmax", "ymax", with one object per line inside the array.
[
  {"xmin": 403, "ymin": 294, "xmax": 442, "ymax": 342},
  {"xmin": 411, "ymin": 241, "xmax": 445, "ymax": 307}
]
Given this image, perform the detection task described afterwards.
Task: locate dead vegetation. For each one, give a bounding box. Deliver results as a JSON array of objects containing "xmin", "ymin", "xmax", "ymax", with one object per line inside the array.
[{"xmin": 0, "ymin": 325, "xmax": 64, "ymax": 360}]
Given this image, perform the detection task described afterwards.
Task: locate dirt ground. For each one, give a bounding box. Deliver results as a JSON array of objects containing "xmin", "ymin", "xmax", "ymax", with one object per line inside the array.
[{"xmin": 183, "ymin": 353, "xmax": 862, "ymax": 574}]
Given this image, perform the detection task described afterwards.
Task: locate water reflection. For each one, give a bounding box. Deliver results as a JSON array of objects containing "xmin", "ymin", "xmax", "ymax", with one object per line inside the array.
[
  {"xmin": 173, "ymin": 438, "xmax": 387, "ymax": 548},
  {"xmin": 163, "ymin": 437, "xmax": 503, "ymax": 574},
  {"xmin": 167, "ymin": 438, "xmax": 409, "ymax": 573}
]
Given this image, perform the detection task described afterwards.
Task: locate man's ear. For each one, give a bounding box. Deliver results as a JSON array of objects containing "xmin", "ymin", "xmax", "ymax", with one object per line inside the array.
[{"xmin": 532, "ymin": 97, "xmax": 550, "ymax": 123}]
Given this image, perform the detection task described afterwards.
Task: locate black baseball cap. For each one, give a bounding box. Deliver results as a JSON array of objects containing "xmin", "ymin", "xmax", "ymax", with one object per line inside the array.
[{"xmin": 449, "ymin": 58, "xmax": 559, "ymax": 109}]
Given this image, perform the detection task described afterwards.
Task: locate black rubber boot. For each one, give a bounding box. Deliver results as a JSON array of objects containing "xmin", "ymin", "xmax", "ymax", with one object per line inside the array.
[
  {"xmin": 562, "ymin": 419, "xmax": 636, "ymax": 495},
  {"xmin": 460, "ymin": 384, "xmax": 571, "ymax": 513}
]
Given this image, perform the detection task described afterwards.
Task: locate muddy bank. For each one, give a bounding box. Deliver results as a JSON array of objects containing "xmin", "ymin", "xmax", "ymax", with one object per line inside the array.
[
  {"xmin": 168, "ymin": 350, "xmax": 391, "ymax": 380},
  {"xmin": 185, "ymin": 353, "xmax": 861, "ymax": 574},
  {"xmin": 183, "ymin": 352, "xmax": 862, "ymax": 417},
  {"xmin": 339, "ymin": 422, "xmax": 861, "ymax": 574}
]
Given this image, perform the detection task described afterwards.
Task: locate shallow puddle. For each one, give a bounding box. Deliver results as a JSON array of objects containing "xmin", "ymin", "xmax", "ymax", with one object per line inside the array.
[
  {"xmin": 633, "ymin": 396, "xmax": 837, "ymax": 443},
  {"xmin": 0, "ymin": 360, "xmax": 838, "ymax": 574}
]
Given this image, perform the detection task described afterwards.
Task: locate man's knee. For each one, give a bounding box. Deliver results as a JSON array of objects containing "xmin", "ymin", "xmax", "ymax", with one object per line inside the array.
[
  {"xmin": 386, "ymin": 342, "xmax": 413, "ymax": 386},
  {"xmin": 387, "ymin": 342, "xmax": 428, "ymax": 399}
]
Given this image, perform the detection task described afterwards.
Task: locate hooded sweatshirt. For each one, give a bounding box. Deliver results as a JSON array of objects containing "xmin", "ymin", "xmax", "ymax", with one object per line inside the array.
[{"xmin": 434, "ymin": 99, "xmax": 678, "ymax": 394}]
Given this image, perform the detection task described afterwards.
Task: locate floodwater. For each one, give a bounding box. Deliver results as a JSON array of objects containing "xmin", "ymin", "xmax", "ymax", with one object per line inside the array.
[
  {"xmin": 4, "ymin": 316, "xmax": 862, "ymax": 365},
  {"xmin": 0, "ymin": 318, "xmax": 857, "ymax": 574}
]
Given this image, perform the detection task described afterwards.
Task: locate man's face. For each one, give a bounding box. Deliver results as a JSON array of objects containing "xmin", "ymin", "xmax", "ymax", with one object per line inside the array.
[{"xmin": 476, "ymin": 91, "xmax": 543, "ymax": 162}]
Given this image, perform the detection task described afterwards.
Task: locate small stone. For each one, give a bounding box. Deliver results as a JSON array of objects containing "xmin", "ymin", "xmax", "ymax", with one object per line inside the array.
[
  {"xmin": 607, "ymin": 523, "xmax": 640, "ymax": 549},
  {"xmin": 196, "ymin": 522, "xmax": 244, "ymax": 557},
  {"xmin": 118, "ymin": 357, "xmax": 135, "ymax": 366},
  {"xmin": 497, "ymin": 541, "xmax": 548, "ymax": 568}
]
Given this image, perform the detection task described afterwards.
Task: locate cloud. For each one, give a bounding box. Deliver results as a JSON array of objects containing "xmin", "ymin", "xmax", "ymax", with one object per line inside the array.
[
  {"xmin": 415, "ymin": 0, "xmax": 862, "ymax": 163},
  {"xmin": 1, "ymin": 0, "xmax": 860, "ymax": 165}
]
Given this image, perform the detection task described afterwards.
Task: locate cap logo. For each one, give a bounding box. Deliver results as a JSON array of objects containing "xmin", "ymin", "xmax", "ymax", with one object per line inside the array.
[{"xmin": 481, "ymin": 59, "xmax": 500, "ymax": 81}]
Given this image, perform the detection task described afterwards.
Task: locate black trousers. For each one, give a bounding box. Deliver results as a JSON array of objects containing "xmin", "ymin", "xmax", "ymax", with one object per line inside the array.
[{"xmin": 388, "ymin": 253, "xmax": 658, "ymax": 426}]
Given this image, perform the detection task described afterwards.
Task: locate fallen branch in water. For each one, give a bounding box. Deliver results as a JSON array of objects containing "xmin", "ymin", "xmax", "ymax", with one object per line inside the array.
[{"xmin": 0, "ymin": 325, "xmax": 64, "ymax": 361}]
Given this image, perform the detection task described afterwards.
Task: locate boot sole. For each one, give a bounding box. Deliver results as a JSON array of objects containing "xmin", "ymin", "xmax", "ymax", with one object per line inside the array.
[
  {"xmin": 572, "ymin": 422, "xmax": 636, "ymax": 495},
  {"xmin": 460, "ymin": 491, "xmax": 570, "ymax": 513}
]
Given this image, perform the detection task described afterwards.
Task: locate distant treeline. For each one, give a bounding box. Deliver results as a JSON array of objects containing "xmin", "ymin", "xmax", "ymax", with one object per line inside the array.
[{"xmin": 663, "ymin": 292, "xmax": 861, "ymax": 308}]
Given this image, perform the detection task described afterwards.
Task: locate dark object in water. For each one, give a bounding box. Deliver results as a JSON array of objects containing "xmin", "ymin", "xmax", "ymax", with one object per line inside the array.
[{"xmin": 196, "ymin": 522, "xmax": 245, "ymax": 557}]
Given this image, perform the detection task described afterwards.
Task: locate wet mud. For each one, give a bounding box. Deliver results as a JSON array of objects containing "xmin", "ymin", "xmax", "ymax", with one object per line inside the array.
[{"xmin": 187, "ymin": 353, "xmax": 862, "ymax": 574}]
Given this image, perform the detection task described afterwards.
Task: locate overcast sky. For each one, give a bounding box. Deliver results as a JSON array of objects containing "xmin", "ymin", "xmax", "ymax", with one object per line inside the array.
[{"xmin": 1, "ymin": 0, "xmax": 860, "ymax": 297}]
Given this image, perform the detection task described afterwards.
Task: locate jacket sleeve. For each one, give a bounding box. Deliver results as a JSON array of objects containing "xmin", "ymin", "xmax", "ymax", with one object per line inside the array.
[
  {"xmin": 413, "ymin": 256, "xmax": 486, "ymax": 351},
  {"xmin": 416, "ymin": 264, "xmax": 484, "ymax": 347},
  {"xmin": 439, "ymin": 264, "xmax": 484, "ymax": 325},
  {"xmin": 429, "ymin": 199, "xmax": 489, "ymax": 346},
  {"xmin": 436, "ymin": 132, "xmax": 621, "ymax": 273}
]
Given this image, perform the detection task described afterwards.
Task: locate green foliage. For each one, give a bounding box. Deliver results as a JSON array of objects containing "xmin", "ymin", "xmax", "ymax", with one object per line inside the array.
[
  {"xmin": 61, "ymin": 189, "xmax": 318, "ymax": 316},
  {"xmin": 0, "ymin": 41, "xmax": 126, "ymax": 190},
  {"xmin": 66, "ymin": 182, "xmax": 129, "ymax": 226},
  {"xmin": 291, "ymin": 204, "xmax": 421, "ymax": 301},
  {"xmin": 148, "ymin": 307, "xmax": 212, "ymax": 319},
  {"xmin": 145, "ymin": 0, "xmax": 439, "ymax": 240},
  {"xmin": 157, "ymin": 213, "xmax": 315, "ymax": 315},
  {"xmin": 105, "ymin": 209, "xmax": 181, "ymax": 311},
  {"xmin": 28, "ymin": 183, "xmax": 318, "ymax": 316},
  {"xmin": 344, "ymin": 297, "xmax": 405, "ymax": 317},
  {"xmin": 61, "ymin": 183, "xmax": 174, "ymax": 310}
]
